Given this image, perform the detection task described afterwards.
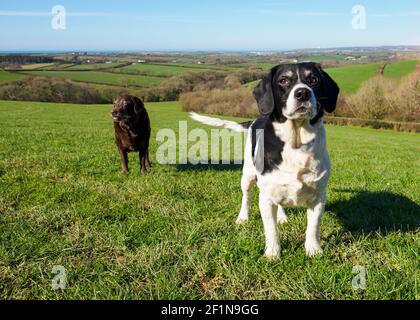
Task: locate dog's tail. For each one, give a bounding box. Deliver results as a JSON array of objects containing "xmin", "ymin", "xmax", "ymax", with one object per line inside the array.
[{"xmin": 189, "ymin": 112, "xmax": 252, "ymax": 133}]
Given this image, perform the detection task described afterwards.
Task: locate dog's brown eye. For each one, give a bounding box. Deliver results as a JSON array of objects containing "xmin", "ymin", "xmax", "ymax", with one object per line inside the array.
[
  {"xmin": 279, "ymin": 78, "xmax": 289, "ymax": 86},
  {"xmin": 308, "ymin": 76, "xmax": 318, "ymax": 86}
]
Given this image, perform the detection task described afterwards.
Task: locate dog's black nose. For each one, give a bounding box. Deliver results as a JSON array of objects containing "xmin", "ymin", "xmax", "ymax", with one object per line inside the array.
[{"xmin": 294, "ymin": 88, "xmax": 311, "ymax": 102}]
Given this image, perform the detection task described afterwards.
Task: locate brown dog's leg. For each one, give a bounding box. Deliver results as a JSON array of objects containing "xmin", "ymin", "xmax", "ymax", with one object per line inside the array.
[
  {"xmin": 139, "ymin": 151, "xmax": 147, "ymax": 174},
  {"xmin": 145, "ymin": 149, "xmax": 151, "ymax": 168},
  {"xmin": 119, "ymin": 149, "xmax": 129, "ymax": 175}
]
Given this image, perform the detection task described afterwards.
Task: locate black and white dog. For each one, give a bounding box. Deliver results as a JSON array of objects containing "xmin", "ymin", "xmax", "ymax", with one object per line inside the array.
[{"xmin": 190, "ymin": 63, "xmax": 339, "ymax": 259}]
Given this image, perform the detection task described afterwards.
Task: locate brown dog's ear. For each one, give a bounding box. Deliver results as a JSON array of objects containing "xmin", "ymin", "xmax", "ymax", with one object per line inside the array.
[
  {"xmin": 253, "ymin": 67, "xmax": 277, "ymax": 116},
  {"xmin": 133, "ymin": 98, "xmax": 145, "ymax": 115},
  {"xmin": 317, "ymin": 65, "xmax": 340, "ymax": 113}
]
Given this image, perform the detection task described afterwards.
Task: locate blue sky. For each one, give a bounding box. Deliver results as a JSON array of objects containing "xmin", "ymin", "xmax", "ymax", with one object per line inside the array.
[{"xmin": 0, "ymin": 0, "xmax": 419, "ymax": 51}]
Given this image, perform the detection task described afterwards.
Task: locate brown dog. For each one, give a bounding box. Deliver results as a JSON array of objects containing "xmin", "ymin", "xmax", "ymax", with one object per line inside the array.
[{"xmin": 111, "ymin": 95, "xmax": 151, "ymax": 174}]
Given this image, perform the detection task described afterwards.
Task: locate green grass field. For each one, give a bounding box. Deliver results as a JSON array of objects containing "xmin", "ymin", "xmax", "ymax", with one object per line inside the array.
[
  {"xmin": 66, "ymin": 63, "xmax": 127, "ymax": 71},
  {"xmin": 384, "ymin": 60, "xmax": 418, "ymax": 79},
  {"xmin": 233, "ymin": 62, "xmax": 278, "ymax": 70},
  {"xmin": 18, "ymin": 70, "xmax": 162, "ymax": 87},
  {"xmin": 39, "ymin": 64, "xmax": 76, "ymax": 70},
  {"xmin": 0, "ymin": 71, "xmax": 25, "ymax": 83},
  {"xmin": 114, "ymin": 63, "xmax": 213, "ymax": 76},
  {"xmin": 299, "ymin": 54, "xmax": 347, "ymax": 62},
  {"xmin": 0, "ymin": 100, "xmax": 418, "ymax": 299},
  {"xmin": 20, "ymin": 63, "xmax": 56, "ymax": 70},
  {"xmin": 160, "ymin": 63, "xmax": 233, "ymax": 71},
  {"xmin": 324, "ymin": 63, "xmax": 379, "ymax": 93}
]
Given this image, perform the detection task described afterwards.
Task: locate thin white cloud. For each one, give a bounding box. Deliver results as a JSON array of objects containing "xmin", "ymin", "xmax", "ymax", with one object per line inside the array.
[
  {"xmin": 257, "ymin": 9, "xmax": 420, "ymax": 18},
  {"xmin": 370, "ymin": 12, "xmax": 420, "ymax": 17},
  {"xmin": 0, "ymin": 11, "xmax": 133, "ymax": 17},
  {"xmin": 257, "ymin": 9, "xmax": 347, "ymax": 17},
  {"xmin": 0, "ymin": 10, "xmax": 214, "ymax": 23},
  {"xmin": 0, "ymin": 11, "xmax": 51, "ymax": 16},
  {"xmin": 1, "ymin": 9, "xmax": 419, "ymax": 20}
]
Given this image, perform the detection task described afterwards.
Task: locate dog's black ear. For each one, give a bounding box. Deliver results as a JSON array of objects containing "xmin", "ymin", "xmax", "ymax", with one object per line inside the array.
[
  {"xmin": 317, "ymin": 65, "xmax": 340, "ymax": 113},
  {"xmin": 134, "ymin": 98, "xmax": 145, "ymax": 115},
  {"xmin": 253, "ymin": 67, "xmax": 277, "ymax": 116}
]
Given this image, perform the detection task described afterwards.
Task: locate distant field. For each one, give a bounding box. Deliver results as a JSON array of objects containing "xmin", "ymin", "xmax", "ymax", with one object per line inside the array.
[
  {"xmin": 243, "ymin": 79, "xmax": 260, "ymax": 88},
  {"xmin": 383, "ymin": 60, "xmax": 418, "ymax": 79},
  {"xmin": 19, "ymin": 70, "xmax": 162, "ymax": 87},
  {"xmin": 299, "ymin": 54, "xmax": 347, "ymax": 62},
  {"xmin": 20, "ymin": 63, "xmax": 55, "ymax": 70},
  {"xmin": 66, "ymin": 63, "xmax": 127, "ymax": 71},
  {"xmin": 0, "ymin": 100, "xmax": 418, "ymax": 299},
  {"xmin": 39, "ymin": 64, "xmax": 76, "ymax": 70},
  {"xmin": 4, "ymin": 59, "xmax": 418, "ymax": 96},
  {"xmin": 161, "ymin": 63, "xmax": 232, "ymax": 71},
  {"xmin": 324, "ymin": 63, "xmax": 379, "ymax": 93},
  {"xmin": 115, "ymin": 63, "xmax": 205, "ymax": 76},
  {"xmin": 0, "ymin": 71, "xmax": 25, "ymax": 83},
  {"xmin": 233, "ymin": 62, "xmax": 277, "ymax": 70}
]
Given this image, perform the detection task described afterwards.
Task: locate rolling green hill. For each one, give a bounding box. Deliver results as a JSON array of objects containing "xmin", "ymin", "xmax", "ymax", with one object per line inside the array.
[
  {"xmin": 66, "ymin": 63, "xmax": 128, "ymax": 70},
  {"xmin": 324, "ymin": 63, "xmax": 379, "ymax": 93},
  {"xmin": 383, "ymin": 60, "xmax": 418, "ymax": 79},
  {"xmin": 114, "ymin": 63, "xmax": 215, "ymax": 76},
  {"xmin": 0, "ymin": 71, "xmax": 25, "ymax": 83},
  {"xmin": 19, "ymin": 70, "xmax": 162, "ymax": 87}
]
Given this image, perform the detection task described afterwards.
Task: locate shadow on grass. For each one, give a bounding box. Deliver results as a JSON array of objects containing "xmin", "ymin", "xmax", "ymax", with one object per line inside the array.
[
  {"xmin": 175, "ymin": 161, "xmax": 242, "ymax": 172},
  {"xmin": 328, "ymin": 190, "xmax": 420, "ymax": 234}
]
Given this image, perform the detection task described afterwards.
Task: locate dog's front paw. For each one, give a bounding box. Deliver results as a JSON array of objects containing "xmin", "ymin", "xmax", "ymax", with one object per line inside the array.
[
  {"xmin": 305, "ymin": 241, "xmax": 323, "ymax": 257},
  {"xmin": 235, "ymin": 211, "xmax": 249, "ymax": 224},
  {"xmin": 277, "ymin": 215, "xmax": 288, "ymax": 224},
  {"xmin": 264, "ymin": 245, "xmax": 280, "ymax": 260},
  {"xmin": 277, "ymin": 207, "xmax": 288, "ymax": 224}
]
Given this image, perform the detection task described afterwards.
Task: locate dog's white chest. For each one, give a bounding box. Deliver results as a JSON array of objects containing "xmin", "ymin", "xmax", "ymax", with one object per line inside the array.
[{"xmin": 257, "ymin": 122, "xmax": 329, "ymax": 207}]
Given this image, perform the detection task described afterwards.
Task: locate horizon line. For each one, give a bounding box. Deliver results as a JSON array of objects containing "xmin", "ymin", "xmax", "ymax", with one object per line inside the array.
[{"xmin": 0, "ymin": 44, "xmax": 420, "ymax": 55}]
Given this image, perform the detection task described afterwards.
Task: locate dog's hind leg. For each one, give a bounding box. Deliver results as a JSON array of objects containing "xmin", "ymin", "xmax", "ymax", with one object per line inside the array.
[
  {"xmin": 276, "ymin": 205, "xmax": 288, "ymax": 224},
  {"xmin": 236, "ymin": 174, "xmax": 256, "ymax": 224}
]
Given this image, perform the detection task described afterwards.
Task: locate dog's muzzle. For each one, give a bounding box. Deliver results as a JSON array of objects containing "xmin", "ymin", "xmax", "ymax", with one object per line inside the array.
[{"xmin": 111, "ymin": 111, "xmax": 128, "ymax": 122}]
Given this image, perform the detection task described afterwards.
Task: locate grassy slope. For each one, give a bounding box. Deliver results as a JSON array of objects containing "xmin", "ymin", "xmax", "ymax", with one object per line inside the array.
[
  {"xmin": 114, "ymin": 63, "xmax": 211, "ymax": 76},
  {"xmin": 324, "ymin": 64, "xmax": 379, "ymax": 93},
  {"xmin": 383, "ymin": 60, "xmax": 418, "ymax": 79},
  {"xmin": 160, "ymin": 63, "xmax": 233, "ymax": 71},
  {"xmin": 299, "ymin": 54, "xmax": 347, "ymax": 62},
  {"xmin": 39, "ymin": 64, "xmax": 76, "ymax": 70},
  {"xmin": 0, "ymin": 71, "xmax": 25, "ymax": 83},
  {"xmin": 0, "ymin": 100, "xmax": 418, "ymax": 299},
  {"xmin": 20, "ymin": 63, "xmax": 56, "ymax": 70},
  {"xmin": 233, "ymin": 62, "xmax": 278, "ymax": 70},
  {"xmin": 18, "ymin": 70, "xmax": 162, "ymax": 87},
  {"xmin": 66, "ymin": 63, "xmax": 126, "ymax": 70}
]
